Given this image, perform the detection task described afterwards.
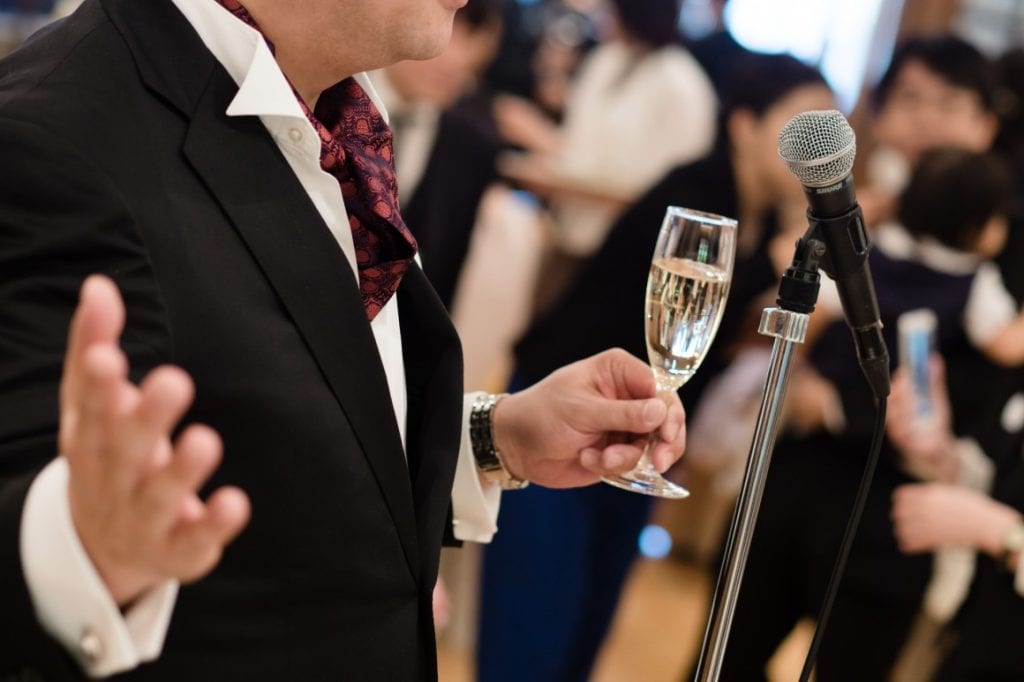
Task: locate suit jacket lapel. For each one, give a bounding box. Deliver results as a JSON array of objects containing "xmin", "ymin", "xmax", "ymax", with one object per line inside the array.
[
  {"xmin": 103, "ymin": 0, "xmax": 421, "ymax": 581},
  {"xmin": 399, "ymin": 267, "xmax": 463, "ymax": 577}
]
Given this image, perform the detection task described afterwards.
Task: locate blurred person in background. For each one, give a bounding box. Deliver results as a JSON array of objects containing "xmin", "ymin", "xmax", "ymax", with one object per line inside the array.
[
  {"xmin": 374, "ymin": 0, "xmax": 504, "ymax": 311},
  {"xmin": 495, "ymin": 0, "xmax": 717, "ymax": 305},
  {"xmin": 885, "ymin": 53, "xmax": 1024, "ymax": 681},
  {"xmin": 889, "ymin": 359, "xmax": 1024, "ymax": 680},
  {"xmin": 0, "ymin": 0, "xmax": 52, "ymax": 53},
  {"xmin": 376, "ymin": 0, "xmax": 546, "ymax": 401},
  {"xmin": 992, "ymin": 47, "xmax": 1024, "ymax": 300},
  {"xmin": 48, "ymin": 0, "xmax": 76, "ymax": 18},
  {"xmin": 994, "ymin": 48, "xmax": 1024, "ymax": 179},
  {"xmin": 480, "ymin": 0, "xmax": 539, "ymax": 104},
  {"xmin": 861, "ymin": 33, "xmax": 1024, "ymax": 485},
  {"xmin": 682, "ymin": 0, "xmax": 755, "ymax": 101},
  {"xmin": 719, "ymin": 147, "xmax": 1020, "ymax": 681},
  {"xmin": 483, "ymin": 0, "xmax": 598, "ymax": 115},
  {"xmin": 862, "ymin": 35, "xmax": 1000, "ymax": 227},
  {"xmin": 476, "ymin": 53, "xmax": 832, "ymax": 682}
]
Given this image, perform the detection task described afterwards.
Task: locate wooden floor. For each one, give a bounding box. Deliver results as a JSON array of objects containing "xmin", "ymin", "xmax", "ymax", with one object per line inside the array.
[{"xmin": 437, "ymin": 557, "xmax": 813, "ymax": 682}]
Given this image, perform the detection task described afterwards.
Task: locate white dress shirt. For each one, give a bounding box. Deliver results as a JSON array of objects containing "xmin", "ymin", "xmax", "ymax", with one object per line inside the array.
[{"xmin": 19, "ymin": 1, "xmax": 501, "ymax": 677}]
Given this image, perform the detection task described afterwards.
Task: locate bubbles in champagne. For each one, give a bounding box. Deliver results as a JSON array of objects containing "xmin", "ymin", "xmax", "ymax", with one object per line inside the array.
[{"xmin": 645, "ymin": 257, "xmax": 730, "ymax": 387}]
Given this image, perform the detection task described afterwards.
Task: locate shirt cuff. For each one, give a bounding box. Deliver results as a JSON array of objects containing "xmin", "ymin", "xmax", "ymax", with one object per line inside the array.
[
  {"xmin": 20, "ymin": 457, "xmax": 178, "ymax": 678},
  {"xmin": 922, "ymin": 548, "xmax": 977, "ymax": 622},
  {"xmin": 954, "ymin": 438, "xmax": 995, "ymax": 492},
  {"xmin": 1015, "ymin": 557, "xmax": 1024, "ymax": 597},
  {"xmin": 450, "ymin": 392, "xmax": 502, "ymax": 543},
  {"xmin": 965, "ymin": 262, "xmax": 1018, "ymax": 347}
]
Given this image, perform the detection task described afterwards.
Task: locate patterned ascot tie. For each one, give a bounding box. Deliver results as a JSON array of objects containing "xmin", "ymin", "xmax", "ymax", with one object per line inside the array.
[{"xmin": 216, "ymin": 0, "xmax": 418, "ymax": 320}]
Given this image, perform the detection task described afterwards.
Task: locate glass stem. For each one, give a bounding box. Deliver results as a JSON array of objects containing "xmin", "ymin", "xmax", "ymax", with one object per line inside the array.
[
  {"xmin": 634, "ymin": 434, "xmax": 660, "ymax": 474},
  {"xmin": 636, "ymin": 386, "xmax": 677, "ymax": 473}
]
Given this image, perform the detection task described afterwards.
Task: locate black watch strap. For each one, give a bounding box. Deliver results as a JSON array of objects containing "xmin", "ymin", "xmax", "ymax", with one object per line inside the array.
[{"xmin": 469, "ymin": 393, "xmax": 529, "ymax": 490}]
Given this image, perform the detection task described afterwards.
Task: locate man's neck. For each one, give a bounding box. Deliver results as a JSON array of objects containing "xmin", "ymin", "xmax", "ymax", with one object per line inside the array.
[{"xmin": 242, "ymin": 1, "xmax": 365, "ymax": 107}]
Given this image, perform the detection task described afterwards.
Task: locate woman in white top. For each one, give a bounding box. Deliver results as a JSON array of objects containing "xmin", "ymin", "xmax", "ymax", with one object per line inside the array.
[{"xmin": 498, "ymin": 0, "xmax": 716, "ymax": 286}]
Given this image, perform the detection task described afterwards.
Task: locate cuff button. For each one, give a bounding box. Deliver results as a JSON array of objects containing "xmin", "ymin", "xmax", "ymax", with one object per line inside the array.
[{"xmin": 80, "ymin": 627, "xmax": 105, "ymax": 664}]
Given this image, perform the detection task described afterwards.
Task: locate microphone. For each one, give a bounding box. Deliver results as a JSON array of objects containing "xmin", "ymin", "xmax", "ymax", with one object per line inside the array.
[{"xmin": 778, "ymin": 110, "xmax": 890, "ymax": 399}]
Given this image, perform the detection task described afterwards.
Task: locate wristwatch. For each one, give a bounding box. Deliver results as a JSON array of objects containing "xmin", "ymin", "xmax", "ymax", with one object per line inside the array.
[
  {"xmin": 999, "ymin": 520, "xmax": 1024, "ymax": 572},
  {"xmin": 469, "ymin": 393, "xmax": 529, "ymax": 490}
]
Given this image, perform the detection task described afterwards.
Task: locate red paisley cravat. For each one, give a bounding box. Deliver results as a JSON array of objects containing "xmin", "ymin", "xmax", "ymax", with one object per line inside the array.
[{"xmin": 215, "ymin": 0, "xmax": 417, "ymax": 320}]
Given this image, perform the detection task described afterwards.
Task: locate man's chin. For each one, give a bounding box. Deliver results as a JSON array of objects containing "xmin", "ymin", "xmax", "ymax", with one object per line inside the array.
[{"xmin": 404, "ymin": 24, "xmax": 455, "ymax": 62}]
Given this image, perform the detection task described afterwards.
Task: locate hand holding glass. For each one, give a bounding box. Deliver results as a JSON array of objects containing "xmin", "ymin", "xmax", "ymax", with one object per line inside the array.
[{"xmin": 603, "ymin": 207, "xmax": 736, "ymax": 499}]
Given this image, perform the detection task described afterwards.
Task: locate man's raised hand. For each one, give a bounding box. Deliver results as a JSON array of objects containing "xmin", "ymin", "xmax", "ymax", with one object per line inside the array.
[{"xmin": 59, "ymin": 276, "xmax": 249, "ymax": 606}]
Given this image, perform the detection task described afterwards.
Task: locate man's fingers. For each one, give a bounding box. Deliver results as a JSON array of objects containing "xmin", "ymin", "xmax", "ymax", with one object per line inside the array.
[
  {"xmin": 169, "ymin": 425, "xmax": 223, "ymax": 492},
  {"xmin": 137, "ymin": 367, "xmax": 195, "ymax": 434},
  {"xmin": 167, "ymin": 486, "xmax": 251, "ymax": 581},
  {"xmin": 203, "ymin": 486, "xmax": 251, "ymax": 544},
  {"xmin": 139, "ymin": 425, "xmax": 222, "ymax": 531},
  {"xmin": 128, "ymin": 366, "xmax": 196, "ymax": 473},
  {"xmin": 599, "ymin": 349, "xmax": 657, "ymax": 399},
  {"xmin": 173, "ymin": 486, "xmax": 250, "ymax": 549},
  {"xmin": 656, "ymin": 400, "xmax": 686, "ymax": 445},
  {"xmin": 582, "ymin": 396, "xmax": 667, "ymax": 436},
  {"xmin": 650, "ymin": 409, "xmax": 686, "ymax": 473},
  {"xmin": 62, "ymin": 276, "xmax": 126, "ymax": 406},
  {"xmin": 66, "ymin": 344, "xmax": 132, "ymax": 464},
  {"xmin": 580, "ymin": 443, "xmax": 645, "ymax": 476}
]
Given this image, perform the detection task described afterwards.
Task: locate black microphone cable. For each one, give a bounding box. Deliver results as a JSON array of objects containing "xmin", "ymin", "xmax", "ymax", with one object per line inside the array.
[{"xmin": 798, "ymin": 397, "xmax": 887, "ymax": 682}]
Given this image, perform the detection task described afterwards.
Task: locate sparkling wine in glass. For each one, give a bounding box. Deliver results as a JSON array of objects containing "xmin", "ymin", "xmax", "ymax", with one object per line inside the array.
[{"xmin": 603, "ymin": 206, "xmax": 736, "ymax": 499}]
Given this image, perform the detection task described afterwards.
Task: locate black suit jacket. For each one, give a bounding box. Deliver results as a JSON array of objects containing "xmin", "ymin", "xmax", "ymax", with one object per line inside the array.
[{"xmin": 0, "ymin": 1, "xmax": 463, "ymax": 679}]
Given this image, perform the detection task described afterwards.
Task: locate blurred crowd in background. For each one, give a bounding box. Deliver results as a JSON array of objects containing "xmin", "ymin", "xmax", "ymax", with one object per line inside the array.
[{"xmin": 4, "ymin": 0, "xmax": 1024, "ymax": 679}]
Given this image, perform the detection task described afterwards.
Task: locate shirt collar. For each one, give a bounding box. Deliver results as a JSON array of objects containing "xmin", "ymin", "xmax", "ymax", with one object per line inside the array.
[
  {"xmin": 169, "ymin": 0, "xmax": 390, "ymax": 123},
  {"xmin": 369, "ymin": 70, "xmax": 406, "ymax": 119}
]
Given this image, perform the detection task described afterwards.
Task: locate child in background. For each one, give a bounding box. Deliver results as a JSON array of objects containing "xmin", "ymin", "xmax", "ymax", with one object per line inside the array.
[
  {"xmin": 791, "ymin": 147, "xmax": 1022, "ymax": 498},
  {"xmin": 818, "ymin": 145, "xmax": 1021, "ymax": 388}
]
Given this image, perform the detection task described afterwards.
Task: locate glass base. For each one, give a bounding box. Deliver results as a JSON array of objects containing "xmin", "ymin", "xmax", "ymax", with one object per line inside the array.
[{"xmin": 602, "ymin": 470, "xmax": 690, "ymax": 499}]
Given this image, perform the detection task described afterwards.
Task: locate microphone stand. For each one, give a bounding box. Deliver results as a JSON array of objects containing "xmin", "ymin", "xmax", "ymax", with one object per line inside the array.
[{"xmin": 693, "ymin": 237, "xmax": 826, "ymax": 682}]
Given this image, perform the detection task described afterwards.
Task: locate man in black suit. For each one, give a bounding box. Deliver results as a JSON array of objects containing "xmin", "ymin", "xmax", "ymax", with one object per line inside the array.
[{"xmin": 0, "ymin": 0, "xmax": 686, "ymax": 680}]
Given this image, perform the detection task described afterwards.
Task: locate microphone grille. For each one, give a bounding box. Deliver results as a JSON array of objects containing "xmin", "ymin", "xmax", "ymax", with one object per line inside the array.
[{"xmin": 778, "ymin": 109, "xmax": 857, "ymax": 187}]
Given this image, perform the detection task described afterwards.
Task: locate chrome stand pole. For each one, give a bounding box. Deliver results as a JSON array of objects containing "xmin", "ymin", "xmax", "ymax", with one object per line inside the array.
[{"xmin": 694, "ymin": 307, "xmax": 809, "ymax": 682}]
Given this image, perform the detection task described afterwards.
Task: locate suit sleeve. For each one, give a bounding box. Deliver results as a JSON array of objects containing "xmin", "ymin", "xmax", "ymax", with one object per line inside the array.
[{"xmin": 0, "ymin": 117, "xmax": 172, "ymax": 679}]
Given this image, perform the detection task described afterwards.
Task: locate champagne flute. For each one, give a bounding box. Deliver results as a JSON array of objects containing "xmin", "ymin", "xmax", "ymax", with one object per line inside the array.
[{"xmin": 603, "ymin": 206, "xmax": 736, "ymax": 499}]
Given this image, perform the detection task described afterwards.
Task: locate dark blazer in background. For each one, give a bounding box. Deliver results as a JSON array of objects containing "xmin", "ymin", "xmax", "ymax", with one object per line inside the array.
[
  {"xmin": 935, "ymin": 429, "xmax": 1024, "ymax": 680},
  {"xmin": 0, "ymin": 1, "xmax": 463, "ymax": 679},
  {"xmin": 401, "ymin": 106, "xmax": 500, "ymax": 310}
]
